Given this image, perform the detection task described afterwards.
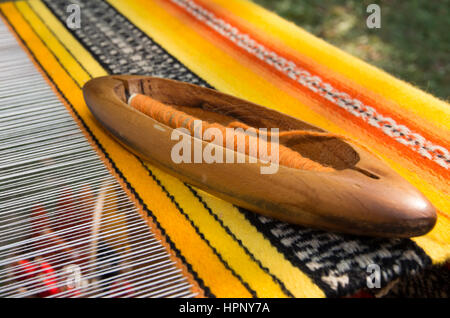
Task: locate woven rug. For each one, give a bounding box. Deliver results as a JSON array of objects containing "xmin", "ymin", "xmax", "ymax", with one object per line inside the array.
[{"xmin": 1, "ymin": 0, "xmax": 448, "ymax": 297}]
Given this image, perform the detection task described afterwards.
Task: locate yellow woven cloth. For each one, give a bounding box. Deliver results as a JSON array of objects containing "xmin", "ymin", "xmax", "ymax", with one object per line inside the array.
[{"xmin": 1, "ymin": 0, "xmax": 448, "ymax": 297}]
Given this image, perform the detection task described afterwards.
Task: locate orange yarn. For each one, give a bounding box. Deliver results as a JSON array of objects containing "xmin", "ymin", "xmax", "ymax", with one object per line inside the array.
[
  {"xmin": 228, "ymin": 121, "xmax": 374, "ymax": 153},
  {"xmin": 129, "ymin": 93, "xmax": 334, "ymax": 171},
  {"xmin": 229, "ymin": 121, "xmax": 343, "ymax": 140}
]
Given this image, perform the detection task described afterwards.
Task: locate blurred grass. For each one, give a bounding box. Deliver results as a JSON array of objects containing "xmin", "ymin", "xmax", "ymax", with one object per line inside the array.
[{"xmin": 252, "ymin": 0, "xmax": 449, "ymax": 101}]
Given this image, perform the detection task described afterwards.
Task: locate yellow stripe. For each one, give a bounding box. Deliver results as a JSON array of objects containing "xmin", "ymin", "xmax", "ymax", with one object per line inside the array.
[
  {"xmin": 146, "ymin": 165, "xmax": 290, "ymax": 297},
  {"xmin": 1, "ymin": 1, "xmax": 252, "ymax": 297},
  {"xmin": 414, "ymin": 235, "xmax": 450, "ymax": 264},
  {"xmin": 206, "ymin": 0, "xmax": 450, "ymax": 133},
  {"xmin": 196, "ymin": 189, "xmax": 325, "ymax": 298},
  {"xmin": 108, "ymin": 0, "xmax": 450, "ymax": 262}
]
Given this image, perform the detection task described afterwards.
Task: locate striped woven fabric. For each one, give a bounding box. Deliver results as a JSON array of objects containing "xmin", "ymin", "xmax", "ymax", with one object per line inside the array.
[{"xmin": 1, "ymin": 0, "xmax": 448, "ymax": 297}]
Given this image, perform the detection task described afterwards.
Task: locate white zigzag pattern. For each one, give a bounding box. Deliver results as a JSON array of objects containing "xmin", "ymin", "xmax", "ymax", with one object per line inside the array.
[{"xmin": 171, "ymin": 0, "xmax": 449, "ymax": 169}]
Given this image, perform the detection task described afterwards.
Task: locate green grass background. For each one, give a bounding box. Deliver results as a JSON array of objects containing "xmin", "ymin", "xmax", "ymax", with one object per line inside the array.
[{"xmin": 252, "ymin": 0, "xmax": 449, "ymax": 101}]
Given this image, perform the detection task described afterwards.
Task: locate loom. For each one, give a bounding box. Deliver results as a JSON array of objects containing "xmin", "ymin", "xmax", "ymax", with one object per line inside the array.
[{"xmin": 0, "ymin": 22, "xmax": 196, "ymax": 298}]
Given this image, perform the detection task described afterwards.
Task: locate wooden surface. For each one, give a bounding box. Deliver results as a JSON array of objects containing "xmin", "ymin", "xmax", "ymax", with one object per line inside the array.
[{"xmin": 83, "ymin": 75, "xmax": 436, "ymax": 237}]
